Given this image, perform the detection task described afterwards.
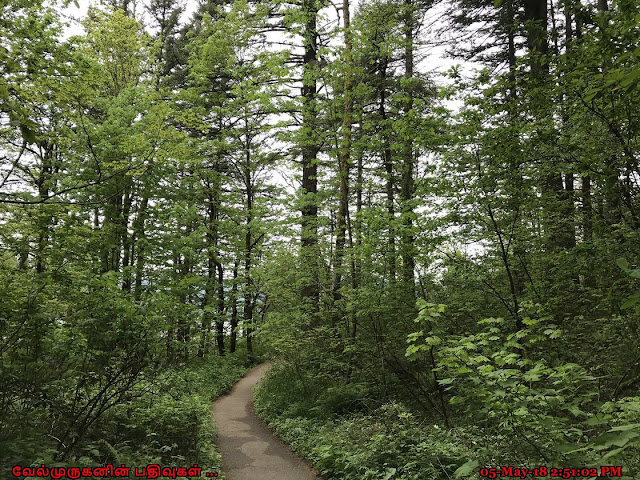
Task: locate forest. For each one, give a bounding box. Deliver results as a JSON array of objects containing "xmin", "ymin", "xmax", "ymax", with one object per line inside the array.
[{"xmin": 1, "ymin": 0, "xmax": 639, "ymax": 478}]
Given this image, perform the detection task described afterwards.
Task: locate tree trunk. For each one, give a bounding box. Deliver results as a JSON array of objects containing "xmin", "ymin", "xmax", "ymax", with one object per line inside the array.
[
  {"xmin": 35, "ymin": 147, "xmax": 52, "ymax": 275},
  {"xmin": 216, "ymin": 261, "xmax": 225, "ymax": 356},
  {"xmin": 332, "ymin": 0, "xmax": 352, "ymax": 323},
  {"xmin": 379, "ymin": 59, "xmax": 396, "ymax": 284},
  {"xmin": 400, "ymin": 0, "xmax": 416, "ymax": 298},
  {"xmin": 244, "ymin": 130, "xmax": 255, "ymax": 361},
  {"xmin": 205, "ymin": 183, "xmax": 224, "ymax": 357},
  {"xmin": 133, "ymin": 195, "xmax": 149, "ymax": 300},
  {"xmin": 230, "ymin": 262, "xmax": 239, "ymax": 353},
  {"xmin": 121, "ymin": 185, "xmax": 133, "ymax": 292},
  {"xmin": 300, "ymin": 0, "xmax": 321, "ymax": 316},
  {"xmin": 506, "ymin": 0, "xmax": 517, "ymax": 101},
  {"xmin": 582, "ymin": 175, "xmax": 595, "ymax": 287},
  {"xmin": 523, "ymin": 0, "xmax": 549, "ymax": 74}
]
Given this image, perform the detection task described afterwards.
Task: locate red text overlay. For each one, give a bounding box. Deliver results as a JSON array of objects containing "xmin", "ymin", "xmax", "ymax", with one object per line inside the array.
[
  {"xmin": 12, "ymin": 464, "xmax": 219, "ymax": 479},
  {"xmin": 479, "ymin": 466, "xmax": 623, "ymax": 478}
]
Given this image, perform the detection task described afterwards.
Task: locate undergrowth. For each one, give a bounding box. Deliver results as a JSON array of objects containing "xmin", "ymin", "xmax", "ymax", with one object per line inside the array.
[
  {"xmin": 254, "ymin": 360, "xmax": 640, "ymax": 479},
  {"xmin": 7, "ymin": 354, "xmax": 249, "ymax": 479},
  {"xmin": 253, "ymin": 362, "xmax": 468, "ymax": 480}
]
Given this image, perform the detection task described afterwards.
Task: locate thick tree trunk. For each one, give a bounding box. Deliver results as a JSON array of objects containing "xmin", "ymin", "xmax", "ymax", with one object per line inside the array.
[
  {"xmin": 300, "ymin": 0, "xmax": 321, "ymax": 316},
  {"xmin": 523, "ymin": 0, "xmax": 549, "ymax": 74}
]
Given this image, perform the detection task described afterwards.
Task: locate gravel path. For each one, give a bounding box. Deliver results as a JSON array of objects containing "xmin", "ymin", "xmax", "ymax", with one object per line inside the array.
[{"xmin": 211, "ymin": 362, "xmax": 320, "ymax": 480}]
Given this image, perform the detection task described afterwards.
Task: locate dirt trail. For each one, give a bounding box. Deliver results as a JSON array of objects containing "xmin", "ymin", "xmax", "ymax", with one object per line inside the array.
[{"xmin": 211, "ymin": 362, "xmax": 320, "ymax": 480}]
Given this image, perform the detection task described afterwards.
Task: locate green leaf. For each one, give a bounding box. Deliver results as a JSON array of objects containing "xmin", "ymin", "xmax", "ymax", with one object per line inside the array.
[
  {"xmin": 554, "ymin": 442, "xmax": 585, "ymax": 453},
  {"xmin": 594, "ymin": 430, "xmax": 639, "ymax": 448},
  {"xmin": 616, "ymin": 257, "xmax": 629, "ymax": 270},
  {"xmin": 566, "ymin": 405, "xmax": 585, "ymax": 417},
  {"xmin": 455, "ymin": 460, "xmax": 478, "ymax": 478},
  {"xmin": 621, "ymin": 294, "xmax": 640, "ymax": 310},
  {"xmin": 585, "ymin": 414, "xmax": 611, "ymax": 426},
  {"xmin": 600, "ymin": 447, "xmax": 626, "ymax": 462},
  {"xmin": 407, "ymin": 331, "xmax": 424, "ymax": 342},
  {"xmin": 383, "ymin": 467, "xmax": 397, "ymax": 480},
  {"xmin": 438, "ymin": 378, "xmax": 455, "ymax": 385},
  {"xmin": 20, "ymin": 124, "xmax": 37, "ymax": 144},
  {"xmin": 609, "ymin": 423, "xmax": 640, "ymax": 432}
]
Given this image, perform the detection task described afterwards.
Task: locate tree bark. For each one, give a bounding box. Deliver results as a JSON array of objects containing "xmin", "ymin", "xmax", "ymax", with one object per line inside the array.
[
  {"xmin": 244, "ymin": 127, "xmax": 255, "ymax": 361},
  {"xmin": 205, "ymin": 179, "xmax": 225, "ymax": 356},
  {"xmin": 216, "ymin": 261, "xmax": 225, "ymax": 356},
  {"xmin": 121, "ymin": 185, "xmax": 133, "ymax": 292},
  {"xmin": 133, "ymin": 195, "xmax": 149, "ymax": 300},
  {"xmin": 400, "ymin": 0, "xmax": 416, "ymax": 297},
  {"xmin": 523, "ymin": 0, "xmax": 549, "ymax": 74},
  {"xmin": 230, "ymin": 262, "xmax": 239, "ymax": 353},
  {"xmin": 331, "ymin": 0, "xmax": 353, "ymax": 327},
  {"xmin": 378, "ymin": 58, "xmax": 396, "ymax": 283},
  {"xmin": 300, "ymin": 0, "xmax": 321, "ymax": 316}
]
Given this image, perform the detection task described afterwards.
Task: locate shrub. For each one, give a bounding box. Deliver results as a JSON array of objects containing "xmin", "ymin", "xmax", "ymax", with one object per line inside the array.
[{"xmin": 254, "ymin": 363, "xmax": 467, "ymax": 480}]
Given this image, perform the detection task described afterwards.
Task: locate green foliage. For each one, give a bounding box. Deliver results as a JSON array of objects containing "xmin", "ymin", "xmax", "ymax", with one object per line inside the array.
[
  {"xmin": 0, "ymin": 353, "xmax": 248, "ymax": 473},
  {"xmin": 406, "ymin": 304, "xmax": 640, "ymax": 474},
  {"xmin": 91, "ymin": 356, "xmax": 248, "ymax": 467},
  {"xmin": 410, "ymin": 308, "xmax": 594, "ymax": 460},
  {"xmin": 617, "ymin": 258, "xmax": 640, "ymax": 314},
  {"xmin": 2, "ymin": 0, "xmax": 640, "ymax": 478},
  {"xmin": 255, "ymin": 363, "xmax": 467, "ymax": 480}
]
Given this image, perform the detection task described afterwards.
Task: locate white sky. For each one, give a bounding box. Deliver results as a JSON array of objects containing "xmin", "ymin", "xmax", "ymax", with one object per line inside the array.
[
  {"xmin": 59, "ymin": 0, "xmax": 198, "ymax": 36},
  {"xmin": 55, "ymin": 0, "xmax": 470, "ymax": 194},
  {"xmin": 58, "ymin": 0, "xmax": 470, "ymax": 78}
]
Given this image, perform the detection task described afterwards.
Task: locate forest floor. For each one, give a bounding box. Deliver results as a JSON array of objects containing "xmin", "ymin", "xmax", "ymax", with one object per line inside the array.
[{"xmin": 211, "ymin": 362, "xmax": 320, "ymax": 480}]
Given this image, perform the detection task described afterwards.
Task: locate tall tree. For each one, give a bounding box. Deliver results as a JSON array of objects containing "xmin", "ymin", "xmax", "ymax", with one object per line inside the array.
[
  {"xmin": 331, "ymin": 0, "xmax": 354, "ymax": 326},
  {"xmin": 299, "ymin": 0, "xmax": 323, "ymax": 318},
  {"xmin": 399, "ymin": 0, "xmax": 417, "ymax": 294}
]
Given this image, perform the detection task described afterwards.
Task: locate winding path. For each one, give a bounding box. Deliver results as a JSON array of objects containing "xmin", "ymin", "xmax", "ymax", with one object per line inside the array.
[{"xmin": 211, "ymin": 363, "xmax": 320, "ymax": 480}]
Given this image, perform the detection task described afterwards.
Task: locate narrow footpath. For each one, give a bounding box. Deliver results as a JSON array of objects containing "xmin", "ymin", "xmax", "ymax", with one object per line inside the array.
[{"xmin": 211, "ymin": 363, "xmax": 320, "ymax": 480}]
